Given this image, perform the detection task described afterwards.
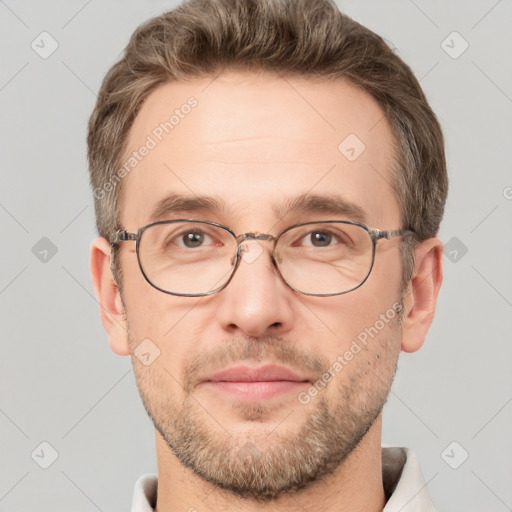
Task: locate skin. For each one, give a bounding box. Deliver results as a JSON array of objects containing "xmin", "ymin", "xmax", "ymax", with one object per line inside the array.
[{"xmin": 90, "ymin": 71, "xmax": 443, "ymax": 512}]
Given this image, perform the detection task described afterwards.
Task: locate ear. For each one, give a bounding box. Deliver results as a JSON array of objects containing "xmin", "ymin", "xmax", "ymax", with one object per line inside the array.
[
  {"xmin": 400, "ymin": 237, "xmax": 443, "ymax": 353},
  {"xmin": 89, "ymin": 237, "xmax": 130, "ymax": 356}
]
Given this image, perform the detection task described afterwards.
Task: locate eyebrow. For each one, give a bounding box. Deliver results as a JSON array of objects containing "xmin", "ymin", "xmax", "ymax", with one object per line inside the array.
[
  {"xmin": 149, "ymin": 193, "xmax": 225, "ymax": 222},
  {"xmin": 149, "ymin": 192, "xmax": 368, "ymax": 225},
  {"xmin": 275, "ymin": 193, "xmax": 368, "ymax": 224}
]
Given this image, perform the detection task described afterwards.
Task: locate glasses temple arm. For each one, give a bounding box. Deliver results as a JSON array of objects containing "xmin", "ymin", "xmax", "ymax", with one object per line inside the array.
[
  {"xmin": 110, "ymin": 230, "xmax": 138, "ymax": 246},
  {"xmin": 373, "ymin": 229, "xmax": 415, "ymax": 241}
]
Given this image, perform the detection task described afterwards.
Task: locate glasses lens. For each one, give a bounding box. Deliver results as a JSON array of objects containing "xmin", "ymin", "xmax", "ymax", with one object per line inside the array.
[
  {"xmin": 275, "ymin": 222, "xmax": 373, "ymax": 295},
  {"xmin": 138, "ymin": 221, "xmax": 237, "ymax": 295}
]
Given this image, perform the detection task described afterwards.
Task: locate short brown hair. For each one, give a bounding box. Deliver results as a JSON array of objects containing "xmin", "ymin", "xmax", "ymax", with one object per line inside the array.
[{"xmin": 87, "ymin": 0, "xmax": 448, "ymax": 290}]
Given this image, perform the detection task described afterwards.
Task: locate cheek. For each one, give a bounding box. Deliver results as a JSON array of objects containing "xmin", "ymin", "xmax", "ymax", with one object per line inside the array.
[
  {"xmin": 320, "ymin": 313, "xmax": 402, "ymax": 408},
  {"xmin": 132, "ymin": 355, "xmax": 183, "ymax": 429},
  {"xmin": 121, "ymin": 275, "xmax": 207, "ymax": 386},
  {"xmin": 120, "ymin": 252, "xmax": 178, "ymax": 337},
  {"xmin": 303, "ymin": 275, "xmax": 403, "ymax": 369},
  {"xmin": 369, "ymin": 244, "xmax": 404, "ymax": 297},
  {"xmin": 126, "ymin": 301, "xmax": 191, "ymax": 412},
  {"xmin": 315, "ymin": 290, "xmax": 386, "ymax": 338}
]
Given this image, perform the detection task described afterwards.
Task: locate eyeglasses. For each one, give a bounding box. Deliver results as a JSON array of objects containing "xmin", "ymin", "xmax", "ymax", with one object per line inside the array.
[{"xmin": 111, "ymin": 219, "xmax": 414, "ymax": 297}]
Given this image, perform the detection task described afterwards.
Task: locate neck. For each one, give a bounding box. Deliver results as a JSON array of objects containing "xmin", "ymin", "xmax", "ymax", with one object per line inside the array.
[{"xmin": 154, "ymin": 415, "xmax": 386, "ymax": 512}]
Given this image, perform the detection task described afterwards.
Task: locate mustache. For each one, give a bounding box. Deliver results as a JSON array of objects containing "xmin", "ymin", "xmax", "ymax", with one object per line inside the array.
[{"xmin": 182, "ymin": 335, "xmax": 329, "ymax": 393}]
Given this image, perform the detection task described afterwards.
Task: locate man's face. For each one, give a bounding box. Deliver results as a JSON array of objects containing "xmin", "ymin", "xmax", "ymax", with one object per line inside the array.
[{"xmin": 117, "ymin": 71, "xmax": 405, "ymax": 499}]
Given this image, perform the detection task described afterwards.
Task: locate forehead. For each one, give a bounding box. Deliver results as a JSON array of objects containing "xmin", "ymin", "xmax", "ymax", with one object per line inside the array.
[{"xmin": 120, "ymin": 71, "xmax": 400, "ymax": 229}]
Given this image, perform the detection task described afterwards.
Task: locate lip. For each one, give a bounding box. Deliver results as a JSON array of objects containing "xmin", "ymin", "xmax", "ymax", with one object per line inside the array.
[
  {"xmin": 201, "ymin": 365, "xmax": 310, "ymax": 400},
  {"xmin": 204, "ymin": 364, "xmax": 309, "ymax": 383}
]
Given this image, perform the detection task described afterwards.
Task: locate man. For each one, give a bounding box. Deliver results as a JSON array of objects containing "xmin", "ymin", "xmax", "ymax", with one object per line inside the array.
[{"xmin": 88, "ymin": 0, "xmax": 447, "ymax": 510}]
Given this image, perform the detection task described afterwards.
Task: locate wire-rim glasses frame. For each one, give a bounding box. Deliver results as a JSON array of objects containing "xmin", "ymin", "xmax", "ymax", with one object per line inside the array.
[{"xmin": 110, "ymin": 219, "xmax": 415, "ymax": 297}]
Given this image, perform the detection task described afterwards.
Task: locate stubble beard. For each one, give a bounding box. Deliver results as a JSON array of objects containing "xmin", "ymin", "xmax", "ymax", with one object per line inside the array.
[{"xmin": 129, "ymin": 315, "xmax": 402, "ymax": 502}]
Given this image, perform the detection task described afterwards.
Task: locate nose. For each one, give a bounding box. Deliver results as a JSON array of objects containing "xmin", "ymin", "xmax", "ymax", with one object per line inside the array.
[{"xmin": 215, "ymin": 239, "xmax": 295, "ymax": 338}]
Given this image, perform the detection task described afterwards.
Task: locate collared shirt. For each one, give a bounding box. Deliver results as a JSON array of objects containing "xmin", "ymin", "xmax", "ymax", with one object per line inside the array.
[{"xmin": 130, "ymin": 447, "xmax": 437, "ymax": 511}]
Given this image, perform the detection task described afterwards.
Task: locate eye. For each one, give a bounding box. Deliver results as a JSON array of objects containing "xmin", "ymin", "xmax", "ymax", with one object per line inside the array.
[
  {"xmin": 300, "ymin": 230, "xmax": 342, "ymax": 247},
  {"xmin": 178, "ymin": 229, "xmax": 212, "ymax": 248},
  {"xmin": 182, "ymin": 230, "xmax": 205, "ymax": 247},
  {"xmin": 307, "ymin": 231, "xmax": 333, "ymax": 247}
]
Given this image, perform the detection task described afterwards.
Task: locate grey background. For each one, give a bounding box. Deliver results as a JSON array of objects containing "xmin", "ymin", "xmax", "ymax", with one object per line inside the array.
[{"xmin": 1, "ymin": 0, "xmax": 511, "ymax": 510}]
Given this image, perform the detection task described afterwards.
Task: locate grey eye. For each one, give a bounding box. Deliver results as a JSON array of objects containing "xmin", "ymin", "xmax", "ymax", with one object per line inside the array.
[
  {"xmin": 309, "ymin": 231, "xmax": 332, "ymax": 247},
  {"xmin": 182, "ymin": 231, "xmax": 205, "ymax": 247}
]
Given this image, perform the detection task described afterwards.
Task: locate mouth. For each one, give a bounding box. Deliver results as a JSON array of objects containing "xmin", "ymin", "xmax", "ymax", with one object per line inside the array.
[{"xmin": 200, "ymin": 364, "xmax": 311, "ymax": 400}]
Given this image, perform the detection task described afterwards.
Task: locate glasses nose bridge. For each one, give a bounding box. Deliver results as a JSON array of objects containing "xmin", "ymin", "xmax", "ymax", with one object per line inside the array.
[
  {"xmin": 236, "ymin": 232, "xmax": 276, "ymax": 245},
  {"xmin": 235, "ymin": 232, "xmax": 278, "ymax": 262}
]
